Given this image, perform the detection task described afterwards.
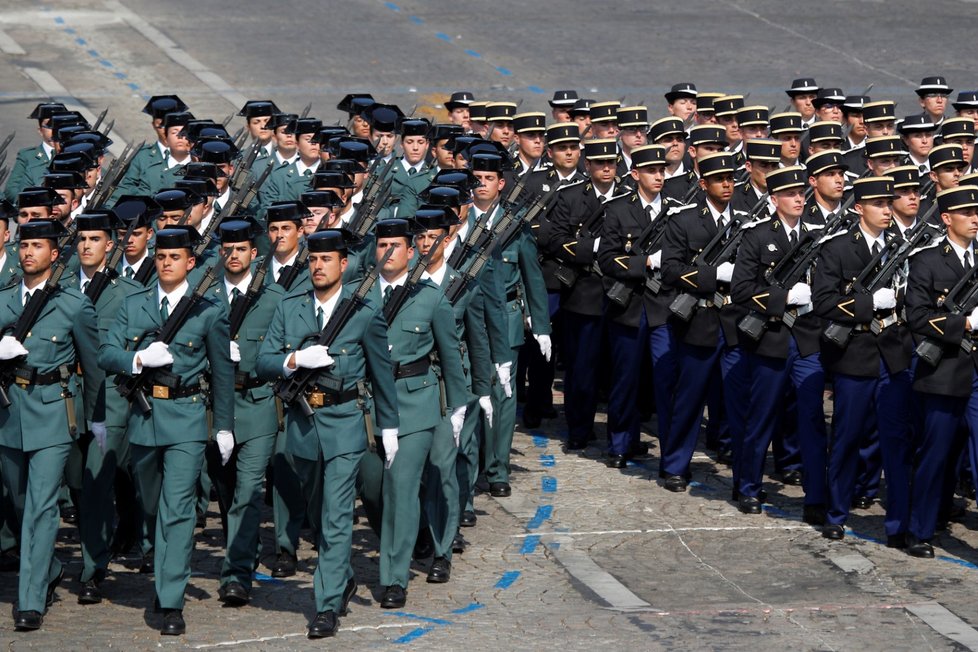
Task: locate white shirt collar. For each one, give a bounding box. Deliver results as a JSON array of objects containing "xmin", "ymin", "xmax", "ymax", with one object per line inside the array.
[
  {"xmin": 156, "ymin": 280, "xmax": 189, "ymax": 312},
  {"xmin": 338, "ymin": 204, "xmax": 356, "ymax": 225},
  {"xmin": 472, "ymin": 203, "xmax": 499, "ymax": 228},
  {"xmin": 594, "ymin": 183, "xmax": 616, "ymax": 202},
  {"xmin": 639, "ymin": 192, "xmax": 662, "ymax": 216},
  {"xmin": 401, "ymin": 159, "xmax": 424, "ymax": 175},
  {"xmin": 224, "ymin": 273, "xmax": 252, "ymax": 298},
  {"xmin": 20, "ymin": 280, "xmax": 43, "ymax": 305},
  {"xmin": 665, "ymin": 161, "xmax": 686, "ymax": 179},
  {"xmin": 895, "ymin": 218, "xmax": 917, "ymax": 236},
  {"xmin": 215, "ymin": 187, "xmax": 231, "ymax": 209},
  {"xmin": 948, "ymin": 238, "xmax": 974, "ymax": 268},
  {"xmin": 166, "ymin": 151, "xmax": 189, "ymax": 169},
  {"xmin": 122, "ymin": 250, "xmax": 148, "ymax": 275},
  {"xmin": 779, "ymin": 217, "xmax": 801, "ymax": 241},
  {"xmin": 847, "ymin": 135, "xmax": 865, "ymax": 150},
  {"xmin": 556, "ymin": 168, "xmax": 578, "ymax": 182},
  {"xmin": 706, "ymin": 199, "xmax": 732, "ymax": 226},
  {"xmin": 296, "ymin": 159, "xmax": 319, "ymax": 177},
  {"xmin": 42, "ymin": 142, "xmax": 54, "ymax": 160},
  {"xmin": 79, "ymin": 267, "xmax": 95, "ymax": 291},
  {"xmin": 314, "ymin": 288, "xmax": 342, "ymax": 324},
  {"xmin": 421, "ymin": 264, "xmax": 448, "ymax": 286},
  {"xmin": 815, "ymin": 198, "xmax": 839, "ymax": 220},
  {"xmin": 858, "ymin": 226, "xmax": 885, "ymax": 255},
  {"xmin": 379, "ymin": 271, "xmax": 409, "ymax": 297},
  {"xmin": 156, "ymin": 141, "xmax": 168, "ymax": 158},
  {"xmin": 271, "ymin": 252, "xmax": 298, "ymax": 281},
  {"xmin": 275, "ymin": 151, "xmax": 297, "ymax": 166}
]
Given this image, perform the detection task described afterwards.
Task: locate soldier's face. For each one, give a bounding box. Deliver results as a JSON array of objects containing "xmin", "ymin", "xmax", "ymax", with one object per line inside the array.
[
  {"xmin": 221, "ymin": 241, "xmax": 256, "ymax": 276},
  {"xmin": 473, "ymin": 171, "xmax": 503, "ymax": 203},
  {"xmin": 551, "ymin": 107, "xmax": 571, "ymax": 123},
  {"xmin": 154, "ymin": 248, "xmax": 195, "ymax": 286},
  {"xmin": 548, "ymin": 142, "xmax": 580, "ymax": 171},
  {"xmin": 585, "ymin": 159, "xmax": 616, "ymax": 185},
  {"xmin": 517, "ymin": 132, "xmax": 545, "ymax": 159},
  {"xmin": 0, "ymin": 221, "xmax": 9, "ymax": 246},
  {"xmin": 856, "ymin": 198, "xmax": 892, "ymax": 233},
  {"xmin": 38, "ymin": 120, "xmax": 55, "ymax": 147},
  {"xmin": 434, "ymin": 139, "xmax": 456, "ymax": 169},
  {"xmin": 19, "ymin": 239, "xmax": 57, "ymax": 275},
  {"xmin": 931, "ymin": 163, "xmax": 965, "ymax": 190},
  {"xmin": 815, "ymin": 104, "xmax": 843, "ymax": 124},
  {"xmin": 351, "ymin": 115, "xmax": 372, "ymax": 138},
  {"xmin": 867, "ymin": 156, "xmax": 901, "ymax": 175},
  {"xmin": 658, "ymin": 134, "xmax": 686, "ymax": 163},
  {"xmin": 247, "ymin": 116, "xmax": 271, "ymax": 141},
  {"xmin": 402, "ymin": 135, "xmax": 429, "ymax": 166},
  {"xmin": 268, "ymin": 221, "xmax": 300, "ymax": 256},
  {"xmin": 773, "ymin": 187, "xmax": 806, "ymax": 219},
  {"xmin": 308, "ymin": 251, "xmax": 347, "ymax": 290},
  {"xmin": 791, "ymin": 93, "xmax": 817, "ymax": 120},
  {"xmin": 701, "ymin": 173, "xmax": 735, "ymax": 204},
  {"xmin": 892, "ymin": 187, "xmax": 920, "ymax": 218},
  {"xmin": 77, "ymin": 231, "xmax": 112, "ymax": 269},
  {"xmin": 414, "ymin": 229, "xmax": 447, "ymax": 266},
  {"xmin": 695, "ymin": 111, "xmax": 716, "ymax": 125},
  {"xmin": 372, "ymin": 130, "xmax": 396, "ymax": 156},
  {"xmin": 808, "ymin": 140, "xmax": 842, "ymax": 155},
  {"xmin": 52, "ymin": 190, "xmax": 77, "ymax": 219},
  {"xmin": 296, "ymin": 133, "xmax": 320, "ymax": 160},
  {"xmin": 152, "ymin": 118, "xmax": 166, "ymax": 143},
  {"xmin": 375, "ymin": 236, "xmax": 412, "ymax": 277},
  {"xmin": 303, "ymin": 207, "xmax": 326, "ymax": 235},
  {"xmin": 489, "ymin": 121, "xmax": 514, "ymax": 147},
  {"xmin": 669, "ymin": 98, "xmax": 696, "ymax": 122},
  {"xmin": 573, "ymin": 114, "xmax": 591, "ymax": 134},
  {"xmin": 157, "ymin": 209, "xmax": 186, "ymax": 230},
  {"xmin": 946, "ymin": 137, "xmax": 974, "ymax": 165},
  {"xmin": 740, "ymin": 125, "xmax": 767, "ymax": 141},
  {"xmin": 904, "ymin": 131, "xmax": 934, "ymax": 159},
  {"xmin": 691, "ymin": 143, "xmax": 723, "ymax": 164},
  {"xmin": 943, "ymin": 206, "xmax": 978, "ymax": 242},
  {"xmin": 866, "ymin": 121, "xmax": 895, "ymax": 137},
  {"xmin": 920, "ymin": 94, "xmax": 948, "ymax": 117},
  {"xmin": 618, "ymin": 127, "xmax": 646, "ymax": 152},
  {"xmin": 777, "ymin": 133, "xmax": 801, "ymax": 161},
  {"xmin": 18, "ymin": 206, "xmax": 51, "ymax": 224},
  {"xmin": 165, "ymin": 126, "xmax": 190, "ymax": 157},
  {"xmin": 957, "ymin": 108, "xmax": 978, "ymax": 126},
  {"xmin": 717, "ymin": 115, "xmax": 740, "ymax": 143},
  {"xmin": 274, "ymin": 128, "xmax": 296, "ymax": 153},
  {"xmin": 117, "ymin": 226, "xmax": 150, "ymax": 258},
  {"xmin": 216, "ymin": 164, "xmax": 232, "ymax": 193},
  {"xmin": 632, "ymin": 165, "xmax": 665, "ymax": 197},
  {"xmin": 810, "ymin": 169, "xmax": 846, "ymax": 202},
  {"xmin": 591, "ymin": 122, "xmax": 619, "ymax": 140},
  {"xmin": 847, "ymin": 112, "xmax": 866, "ymax": 139},
  {"xmin": 449, "ymin": 107, "xmax": 471, "ymax": 131},
  {"xmin": 747, "ymin": 159, "xmax": 777, "ymax": 189}
]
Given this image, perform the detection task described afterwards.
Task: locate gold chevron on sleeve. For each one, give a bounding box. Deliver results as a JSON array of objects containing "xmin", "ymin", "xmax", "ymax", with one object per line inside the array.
[
  {"xmin": 929, "ymin": 316, "xmax": 946, "ymax": 335},
  {"xmin": 752, "ymin": 292, "xmax": 770, "ymax": 310},
  {"xmin": 614, "ymin": 256, "xmax": 630, "ymax": 269},
  {"xmin": 837, "ymin": 299, "xmax": 855, "ymax": 317},
  {"xmin": 562, "ymin": 241, "xmax": 578, "ymax": 255},
  {"xmin": 680, "ymin": 270, "xmax": 698, "ymax": 287}
]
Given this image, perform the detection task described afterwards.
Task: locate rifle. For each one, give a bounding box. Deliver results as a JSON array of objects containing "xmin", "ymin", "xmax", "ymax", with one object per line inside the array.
[
  {"xmin": 0, "ymin": 132, "xmax": 15, "ymax": 161},
  {"xmin": 606, "ymin": 203, "xmax": 684, "ymax": 307},
  {"xmin": 300, "ymin": 102, "xmax": 313, "ymax": 119},
  {"xmin": 347, "ymin": 177, "xmax": 394, "ymax": 242},
  {"xmin": 0, "ymin": 229, "xmax": 79, "ymax": 407},
  {"xmin": 823, "ymin": 221, "xmax": 939, "ymax": 347},
  {"xmin": 91, "ymin": 107, "xmax": 108, "ymax": 132},
  {"xmin": 0, "ymin": 166, "xmax": 9, "ymax": 188},
  {"xmin": 228, "ymin": 141, "xmax": 261, "ymax": 197},
  {"xmin": 228, "ymin": 243, "xmax": 278, "ymax": 338},
  {"xmin": 383, "ymin": 233, "xmax": 447, "ymax": 323},
  {"xmin": 84, "ymin": 217, "xmax": 138, "ymax": 305},
  {"xmin": 102, "ymin": 120, "xmax": 115, "ymax": 139},
  {"xmin": 915, "ymin": 251, "xmax": 978, "ymax": 366},
  {"xmin": 554, "ymin": 192, "xmax": 616, "ymax": 287},
  {"xmin": 90, "ymin": 140, "xmax": 143, "ymax": 208},
  {"xmin": 116, "ymin": 250, "xmax": 229, "ymax": 414},
  {"xmin": 737, "ymin": 202, "xmax": 856, "ymax": 340},
  {"xmin": 221, "ymin": 113, "xmax": 235, "ymax": 128},
  {"xmin": 447, "ymin": 180, "xmax": 525, "ymax": 269},
  {"xmin": 273, "ymin": 246, "xmax": 393, "ymax": 416}
]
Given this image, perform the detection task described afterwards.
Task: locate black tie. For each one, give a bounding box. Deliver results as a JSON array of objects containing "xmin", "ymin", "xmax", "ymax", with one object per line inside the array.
[
  {"xmin": 872, "ymin": 241, "xmax": 881, "ymax": 257},
  {"xmin": 317, "ymin": 306, "xmax": 325, "ymax": 330},
  {"xmin": 230, "ymin": 287, "xmax": 241, "ymax": 311},
  {"xmin": 383, "ymin": 285, "xmax": 393, "ymax": 306},
  {"xmin": 124, "ymin": 267, "xmax": 135, "ymax": 280},
  {"xmin": 160, "ymin": 296, "xmax": 169, "ymax": 322},
  {"xmin": 23, "ymin": 291, "xmax": 31, "ymax": 307},
  {"xmin": 645, "ymin": 205, "xmax": 655, "ymax": 222},
  {"xmin": 789, "ymin": 230, "xmax": 798, "ymax": 249},
  {"xmin": 965, "ymin": 251, "xmax": 973, "ymax": 272},
  {"xmin": 82, "ymin": 280, "xmax": 90, "ymax": 293}
]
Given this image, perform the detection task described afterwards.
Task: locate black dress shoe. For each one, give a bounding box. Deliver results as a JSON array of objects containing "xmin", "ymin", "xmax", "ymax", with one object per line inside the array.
[
  {"xmin": 380, "ymin": 584, "xmax": 406, "ymax": 609},
  {"xmin": 340, "ymin": 578, "xmax": 357, "ymax": 616},
  {"xmin": 0, "ymin": 549, "xmax": 20, "ymax": 572},
  {"xmin": 413, "ymin": 529, "xmax": 434, "ymax": 561},
  {"xmin": 717, "ymin": 448, "xmax": 734, "ymax": 465},
  {"xmin": 161, "ymin": 609, "xmax": 186, "ymax": 636},
  {"xmin": 46, "ymin": 567, "xmax": 64, "ymax": 608},
  {"xmin": 606, "ymin": 454, "xmax": 627, "ymax": 469},
  {"xmin": 565, "ymin": 439, "xmax": 588, "ymax": 451},
  {"xmin": 663, "ymin": 475, "xmax": 687, "ymax": 493},
  {"xmin": 60, "ymin": 505, "xmax": 78, "ymax": 524},
  {"xmin": 139, "ymin": 551, "xmax": 155, "ymax": 575},
  {"xmin": 489, "ymin": 482, "xmax": 511, "ymax": 497},
  {"xmin": 907, "ymin": 540, "xmax": 935, "ymax": 558},
  {"xmin": 271, "ymin": 552, "xmax": 297, "ymax": 578},
  {"xmin": 307, "ymin": 610, "xmax": 338, "ymax": 638},
  {"xmin": 822, "ymin": 524, "xmax": 845, "ymax": 540},
  {"xmin": 851, "ymin": 496, "xmax": 874, "ymax": 510},
  {"xmin": 13, "ymin": 609, "xmax": 43, "ymax": 631},
  {"xmin": 195, "ymin": 511, "xmax": 206, "ymax": 529},
  {"xmin": 452, "ymin": 532, "xmax": 467, "ymax": 554},
  {"xmin": 780, "ymin": 470, "xmax": 803, "ymax": 486},
  {"xmin": 427, "ymin": 557, "xmax": 451, "ymax": 583},
  {"xmin": 459, "ymin": 510, "xmax": 477, "ymax": 528},
  {"xmin": 77, "ymin": 572, "xmax": 104, "ymax": 605},
  {"xmin": 219, "ymin": 581, "xmax": 250, "ymax": 606},
  {"xmin": 738, "ymin": 496, "xmax": 762, "ymax": 514},
  {"xmin": 803, "ymin": 505, "xmax": 827, "ymax": 526},
  {"xmin": 886, "ymin": 533, "xmax": 908, "ymax": 549},
  {"xmin": 522, "ymin": 410, "xmax": 542, "ymax": 429},
  {"xmin": 628, "ymin": 441, "xmax": 650, "ymax": 457}
]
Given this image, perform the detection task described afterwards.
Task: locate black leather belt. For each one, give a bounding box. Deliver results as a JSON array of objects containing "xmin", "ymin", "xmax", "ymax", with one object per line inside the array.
[
  {"xmin": 305, "ymin": 386, "xmax": 359, "ymax": 408},
  {"xmin": 506, "ymin": 289, "xmax": 520, "ymax": 302},
  {"xmin": 234, "ymin": 371, "xmax": 265, "ymax": 390},
  {"xmin": 393, "ymin": 357, "xmax": 431, "ymax": 379},
  {"xmin": 150, "ymin": 384, "xmax": 201, "ymax": 400},
  {"xmin": 13, "ymin": 365, "xmax": 64, "ymax": 387}
]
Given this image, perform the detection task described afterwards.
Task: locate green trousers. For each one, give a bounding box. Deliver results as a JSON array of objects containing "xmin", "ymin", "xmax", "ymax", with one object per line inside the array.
[
  {"xmin": 486, "ymin": 346, "xmax": 520, "ymax": 483},
  {"xmin": 272, "ymin": 429, "xmax": 312, "ymax": 556},
  {"xmin": 1, "ymin": 442, "xmax": 70, "ymax": 612},
  {"xmin": 131, "ymin": 441, "xmax": 205, "ymax": 610},
  {"xmin": 456, "ymin": 397, "xmax": 485, "ymax": 516},
  {"xmin": 79, "ymin": 426, "xmax": 132, "ymax": 582}
]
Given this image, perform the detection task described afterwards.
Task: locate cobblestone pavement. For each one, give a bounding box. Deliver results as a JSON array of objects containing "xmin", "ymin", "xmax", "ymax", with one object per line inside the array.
[{"xmin": 4, "ymin": 382, "xmax": 978, "ymax": 649}]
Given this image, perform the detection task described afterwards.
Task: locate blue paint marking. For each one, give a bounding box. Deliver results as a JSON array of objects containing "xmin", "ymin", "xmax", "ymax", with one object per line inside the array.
[
  {"xmin": 409, "ymin": 15, "xmax": 423, "ymax": 24},
  {"xmin": 127, "ymin": 82, "xmax": 140, "ymax": 91},
  {"xmin": 86, "ymin": 48, "xmax": 99, "ymax": 57},
  {"xmin": 527, "ymin": 85, "xmax": 545, "ymax": 94},
  {"xmin": 99, "ymin": 59, "xmax": 113, "ymax": 68},
  {"xmin": 54, "ymin": 16, "xmax": 64, "ymax": 24},
  {"xmin": 526, "ymin": 504, "xmax": 553, "ymax": 529},
  {"xmin": 75, "ymin": 37, "xmax": 86, "ymax": 45},
  {"xmin": 394, "ymin": 626, "xmax": 434, "ymax": 644},
  {"xmin": 540, "ymin": 454, "xmax": 555, "ymax": 467},
  {"xmin": 496, "ymin": 66, "xmax": 512, "ymax": 76},
  {"xmin": 938, "ymin": 556, "xmax": 978, "ymax": 570},
  {"xmin": 386, "ymin": 611, "xmax": 452, "ymax": 626},
  {"xmin": 435, "ymin": 32, "xmax": 452, "ymax": 42},
  {"xmin": 64, "ymin": 27, "xmax": 76, "ymax": 35},
  {"xmin": 532, "ymin": 434, "xmax": 548, "ymax": 447},
  {"xmin": 495, "ymin": 570, "xmax": 521, "ymax": 589},
  {"xmin": 688, "ymin": 480, "xmax": 717, "ymax": 492},
  {"xmin": 465, "ymin": 49, "xmax": 482, "ymax": 58},
  {"xmin": 520, "ymin": 534, "xmax": 541, "ymax": 554},
  {"xmin": 114, "ymin": 71, "xmax": 127, "ymax": 79},
  {"xmin": 451, "ymin": 602, "xmax": 484, "ymax": 614},
  {"xmin": 253, "ymin": 572, "xmax": 283, "ymax": 584},
  {"xmin": 548, "ymin": 542, "xmax": 561, "ymax": 550},
  {"xmin": 384, "ymin": 1, "xmax": 401, "ymax": 10},
  {"xmin": 542, "ymin": 476, "xmax": 557, "ymax": 493}
]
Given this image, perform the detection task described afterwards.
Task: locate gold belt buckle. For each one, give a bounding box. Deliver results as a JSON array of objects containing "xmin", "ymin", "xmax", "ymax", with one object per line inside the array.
[
  {"xmin": 152, "ymin": 385, "xmax": 170, "ymax": 399},
  {"xmin": 14, "ymin": 376, "xmax": 29, "ymax": 387},
  {"xmin": 307, "ymin": 392, "xmax": 324, "ymax": 408}
]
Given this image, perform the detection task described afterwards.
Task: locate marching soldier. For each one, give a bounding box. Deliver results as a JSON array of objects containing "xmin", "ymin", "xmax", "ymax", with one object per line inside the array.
[
  {"xmin": 863, "ymin": 101, "xmax": 897, "ymax": 138},
  {"xmin": 385, "ymin": 118, "xmax": 434, "ymax": 217},
  {"xmin": 649, "ymin": 117, "xmax": 695, "ymax": 200},
  {"xmin": 589, "ymin": 101, "xmax": 620, "ymax": 140},
  {"xmin": 919, "ymin": 144, "xmax": 966, "ymax": 219},
  {"xmin": 665, "ymin": 83, "xmax": 697, "ymax": 128},
  {"xmin": 889, "ymin": 165, "xmax": 925, "ymax": 234},
  {"xmin": 5, "ymin": 103, "xmax": 67, "ymax": 202},
  {"xmin": 98, "ymin": 226, "xmax": 234, "ymax": 635},
  {"xmin": 952, "ymin": 91, "xmax": 978, "ymax": 126},
  {"xmin": 238, "ymin": 100, "xmax": 279, "ymax": 164},
  {"xmin": 259, "ymin": 118, "xmax": 322, "ymax": 208},
  {"xmin": 807, "ymin": 122, "xmax": 845, "ymax": 157},
  {"xmin": 615, "ymin": 106, "xmax": 649, "ymax": 181},
  {"xmin": 842, "ymin": 95, "xmax": 869, "ymax": 175},
  {"xmin": 770, "ymin": 113, "xmax": 804, "ymax": 167},
  {"xmin": 549, "ymin": 91, "xmax": 577, "ymax": 123},
  {"xmin": 694, "ymin": 92, "xmax": 723, "ymax": 126},
  {"xmin": 916, "ymin": 76, "xmax": 952, "ymax": 128},
  {"xmin": 112, "ymin": 195, "xmax": 161, "ymax": 285},
  {"xmin": 337, "ymin": 94, "xmax": 376, "ymax": 139},
  {"xmin": 445, "ymin": 91, "xmax": 475, "ymax": 131},
  {"xmin": 785, "ymin": 78, "xmax": 819, "ymax": 128},
  {"xmin": 714, "ymin": 95, "xmax": 745, "ymax": 154},
  {"xmin": 805, "ymin": 149, "xmax": 848, "ymax": 221},
  {"xmin": 940, "ymin": 118, "xmax": 976, "ymax": 175},
  {"xmin": 731, "ymin": 139, "xmax": 780, "ymax": 214},
  {"xmin": 111, "ymin": 96, "xmax": 189, "ymax": 202},
  {"xmin": 899, "ymin": 114, "xmax": 937, "ymax": 174},
  {"xmin": 512, "ymin": 112, "xmax": 548, "ymax": 178}
]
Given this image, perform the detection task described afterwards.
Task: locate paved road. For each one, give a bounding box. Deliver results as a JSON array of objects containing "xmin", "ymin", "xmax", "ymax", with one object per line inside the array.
[{"xmin": 2, "ymin": 1, "xmax": 978, "ymax": 649}]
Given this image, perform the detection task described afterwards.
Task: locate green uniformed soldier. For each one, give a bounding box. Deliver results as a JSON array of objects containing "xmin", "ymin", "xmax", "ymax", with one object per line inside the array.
[
  {"xmin": 385, "ymin": 118, "xmax": 435, "ymax": 218},
  {"xmin": 98, "ymin": 225, "xmax": 234, "ymax": 635},
  {"xmin": 42, "ymin": 172, "xmax": 84, "ymax": 223},
  {"xmin": 112, "ymin": 195, "xmax": 161, "ymax": 285},
  {"xmin": 17, "ymin": 187, "xmax": 64, "ymax": 223},
  {"xmin": 110, "ymin": 96, "xmax": 189, "ymax": 203},
  {"xmin": 4, "ymin": 103, "xmax": 66, "ymax": 203},
  {"xmin": 256, "ymin": 228, "xmax": 398, "ymax": 638},
  {"xmin": 356, "ymin": 218, "xmax": 468, "ymax": 609},
  {"xmin": 259, "ymin": 118, "xmax": 322, "ymax": 209},
  {"xmin": 0, "ymin": 219, "xmax": 105, "ymax": 630},
  {"xmin": 364, "ymin": 104, "xmax": 405, "ymax": 162},
  {"xmin": 71, "ymin": 212, "xmax": 142, "ymax": 605},
  {"xmin": 207, "ymin": 219, "xmax": 285, "ymax": 606},
  {"xmin": 237, "ymin": 100, "xmax": 280, "ymax": 168}
]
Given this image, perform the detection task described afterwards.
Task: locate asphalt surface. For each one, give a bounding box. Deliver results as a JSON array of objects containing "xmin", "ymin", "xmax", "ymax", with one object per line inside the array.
[{"xmin": 2, "ymin": 1, "xmax": 978, "ymax": 649}]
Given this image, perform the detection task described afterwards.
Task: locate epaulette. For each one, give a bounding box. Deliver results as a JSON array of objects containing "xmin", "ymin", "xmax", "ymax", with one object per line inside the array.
[
  {"xmin": 909, "ymin": 238, "xmax": 942, "ymax": 257},
  {"xmin": 0, "ymin": 275, "xmax": 21, "ymax": 291},
  {"xmin": 734, "ymin": 180, "xmax": 748, "ymax": 190},
  {"xmin": 802, "ymin": 220, "xmax": 825, "ymax": 230}
]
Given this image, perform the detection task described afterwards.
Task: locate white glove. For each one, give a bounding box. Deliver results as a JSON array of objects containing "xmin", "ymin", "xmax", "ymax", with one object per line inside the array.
[
  {"xmin": 90, "ymin": 421, "xmax": 107, "ymax": 452},
  {"xmin": 786, "ymin": 282, "xmax": 812, "ymax": 306},
  {"xmin": 592, "ymin": 237, "xmax": 601, "ymax": 253},
  {"xmin": 216, "ymin": 430, "xmax": 234, "ymax": 465},
  {"xmin": 229, "ymin": 341, "xmax": 241, "ymax": 363},
  {"xmin": 382, "ymin": 428, "xmax": 399, "ymax": 469},
  {"xmin": 450, "ymin": 406, "xmax": 467, "ymax": 447},
  {"xmin": 872, "ymin": 288, "xmax": 896, "ymax": 310},
  {"xmin": 0, "ymin": 335, "xmax": 28, "ymax": 360},
  {"xmin": 479, "ymin": 395, "xmax": 494, "ymax": 427},
  {"xmin": 647, "ymin": 250, "xmax": 662, "ymax": 270},
  {"xmin": 970, "ymin": 306, "xmax": 978, "ymax": 330},
  {"xmin": 138, "ymin": 341, "xmax": 173, "ymax": 368},
  {"xmin": 716, "ymin": 261, "xmax": 735, "ymax": 283},
  {"xmin": 495, "ymin": 362, "xmax": 513, "ymax": 398},
  {"xmin": 534, "ymin": 334, "xmax": 552, "ymax": 362},
  {"xmin": 293, "ymin": 345, "xmax": 334, "ymax": 369}
]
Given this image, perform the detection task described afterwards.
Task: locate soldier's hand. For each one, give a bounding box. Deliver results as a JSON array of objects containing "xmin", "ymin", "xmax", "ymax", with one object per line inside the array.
[
  {"xmin": 647, "ymin": 251, "xmax": 662, "ymax": 270},
  {"xmin": 216, "ymin": 430, "xmax": 235, "ymax": 465},
  {"xmin": 293, "ymin": 345, "xmax": 334, "ymax": 369},
  {"xmin": 787, "ymin": 282, "xmax": 812, "ymax": 306},
  {"xmin": 90, "ymin": 421, "xmax": 108, "ymax": 452},
  {"xmin": 479, "ymin": 395, "xmax": 494, "ymax": 427},
  {"xmin": 872, "ymin": 288, "xmax": 896, "ymax": 310},
  {"xmin": 450, "ymin": 406, "xmax": 467, "ymax": 447},
  {"xmin": 229, "ymin": 341, "xmax": 241, "ymax": 363},
  {"xmin": 716, "ymin": 261, "xmax": 735, "ymax": 283},
  {"xmin": 495, "ymin": 362, "xmax": 513, "ymax": 398},
  {"xmin": 382, "ymin": 428, "xmax": 399, "ymax": 469},
  {"xmin": 0, "ymin": 335, "xmax": 28, "ymax": 360},
  {"xmin": 534, "ymin": 334, "xmax": 553, "ymax": 362},
  {"xmin": 138, "ymin": 341, "xmax": 173, "ymax": 368}
]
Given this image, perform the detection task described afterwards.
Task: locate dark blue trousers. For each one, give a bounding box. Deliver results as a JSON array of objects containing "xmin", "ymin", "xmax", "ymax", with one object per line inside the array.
[
  {"xmin": 737, "ymin": 338, "xmax": 827, "ymax": 504},
  {"xmin": 522, "ymin": 292, "xmax": 561, "ymax": 416},
  {"xmin": 561, "ymin": 311, "xmax": 605, "ymax": 443},
  {"xmin": 827, "ymin": 360, "xmax": 912, "ymax": 534},
  {"xmin": 773, "ymin": 386, "xmax": 803, "ymax": 474}
]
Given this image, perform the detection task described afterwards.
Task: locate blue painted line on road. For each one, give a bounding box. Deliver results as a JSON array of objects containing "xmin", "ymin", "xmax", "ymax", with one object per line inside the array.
[
  {"xmin": 527, "ymin": 85, "xmax": 545, "ymax": 94},
  {"xmin": 521, "ymin": 534, "xmax": 541, "ymax": 554},
  {"xmin": 540, "ymin": 454, "xmax": 555, "ymax": 467},
  {"xmin": 394, "ymin": 626, "xmax": 434, "ymax": 644},
  {"xmin": 75, "ymin": 37, "xmax": 86, "ymax": 45},
  {"xmin": 495, "ymin": 570, "xmax": 521, "ymax": 589},
  {"xmin": 54, "ymin": 16, "xmax": 64, "ymax": 24},
  {"xmin": 99, "ymin": 59, "xmax": 113, "ymax": 68},
  {"xmin": 409, "ymin": 15, "xmax": 424, "ymax": 24},
  {"xmin": 435, "ymin": 32, "xmax": 452, "ymax": 42},
  {"xmin": 688, "ymin": 480, "xmax": 717, "ymax": 492},
  {"xmin": 114, "ymin": 72, "xmax": 127, "ymax": 79},
  {"xmin": 465, "ymin": 49, "xmax": 482, "ymax": 58},
  {"xmin": 532, "ymin": 434, "xmax": 548, "ymax": 447},
  {"xmin": 64, "ymin": 28, "xmax": 76, "ymax": 35},
  {"xmin": 87, "ymin": 48, "xmax": 99, "ymax": 57},
  {"xmin": 527, "ymin": 505, "xmax": 553, "ymax": 530},
  {"xmin": 542, "ymin": 476, "xmax": 557, "ymax": 493},
  {"xmin": 495, "ymin": 66, "xmax": 512, "ymax": 76},
  {"xmin": 253, "ymin": 572, "xmax": 283, "ymax": 584},
  {"xmin": 127, "ymin": 82, "xmax": 140, "ymax": 91},
  {"xmin": 386, "ymin": 612, "xmax": 452, "ymax": 626},
  {"xmin": 451, "ymin": 602, "xmax": 484, "ymax": 614},
  {"xmin": 384, "ymin": 1, "xmax": 401, "ymax": 10},
  {"xmin": 548, "ymin": 542, "xmax": 561, "ymax": 550}
]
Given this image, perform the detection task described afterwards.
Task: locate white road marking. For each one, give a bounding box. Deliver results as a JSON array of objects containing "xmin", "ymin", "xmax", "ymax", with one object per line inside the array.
[
  {"xmin": 550, "ymin": 538, "xmax": 655, "ymax": 611},
  {"xmin": 907, "ymin": 602, "xmax": 978, "ymax": 650},
  {"xmin": 192, "ymin": 622, "xmax": 420, "ymax": 649},
  {"xmin": 829, "ymin": 553, "xmax": 876, "ymax": 575},
  {"xmin": 511, "ymin": 524, "xmax": 814, "ymax": 537},
  {"xmin": 0, "ymin": 28, "xmax": 25, "ymax": 54}
]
